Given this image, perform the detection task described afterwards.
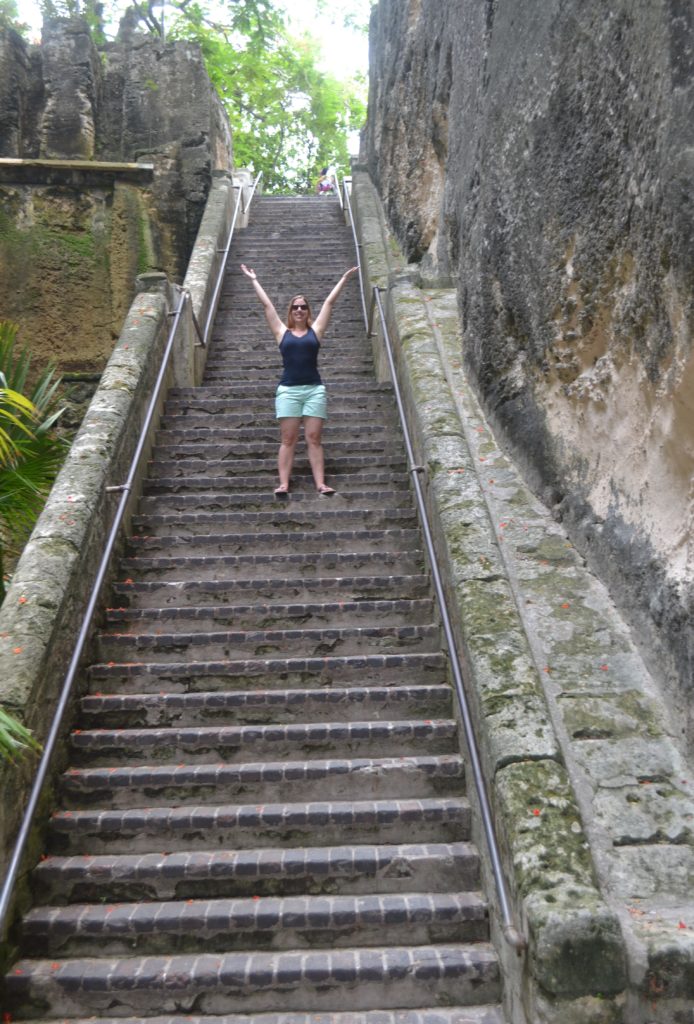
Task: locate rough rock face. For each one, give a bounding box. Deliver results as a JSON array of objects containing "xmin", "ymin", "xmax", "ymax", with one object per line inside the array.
[
  {"xmin": 0, "ymin": 17, "xmax": 232, "ymax": 372},
  {"xmin": 365, "ymin": 0, "xmax": 694, "ymax": 747}
]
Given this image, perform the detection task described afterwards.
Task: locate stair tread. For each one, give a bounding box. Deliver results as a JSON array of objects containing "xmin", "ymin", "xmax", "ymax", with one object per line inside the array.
[
  {"xmin": 23, "ymin": 890, "xmax": 489, "ymax": 934},
  {"xmin": 22, "ymin": 1005, "xmax": 508, "ymax": 1024}
]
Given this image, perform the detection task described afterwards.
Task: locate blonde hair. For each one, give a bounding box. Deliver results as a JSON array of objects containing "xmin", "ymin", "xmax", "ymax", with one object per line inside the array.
[{"xmin": 286, "ymin": 294, "xmax": 313, "ymax": 329}]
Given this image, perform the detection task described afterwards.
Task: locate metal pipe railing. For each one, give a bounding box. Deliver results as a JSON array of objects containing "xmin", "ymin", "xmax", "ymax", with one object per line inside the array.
[
  {"xmin": 370, "ymin": 286, "xmax": 526, "ymax": 954},
  {"xmin": 0, "ymin": 167, "xmax": 264, "ymax": 941},
  {"xmin": 342, "ymin": 173, "xmax": 525, "ymax": 952},
  {"xmin": 202, "ymin": 169, "xmax": 263, "ymax": 348},
  {"xmin": 340, "ymin": 180, "xmax": 369, "ymax": 332},
  {"xmin": 0, "ymin": 287, "xmax": 187, "ymax": 938}
]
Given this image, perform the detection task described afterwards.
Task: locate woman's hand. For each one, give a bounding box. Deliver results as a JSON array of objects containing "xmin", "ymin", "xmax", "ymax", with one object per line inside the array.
[
  {"xmin": 343, "ymin": 267, "xmax": 359, "ymax": 280},
  {"xmin": 240, "ymin": 264, "xmax": 257, "ymax": 280}
]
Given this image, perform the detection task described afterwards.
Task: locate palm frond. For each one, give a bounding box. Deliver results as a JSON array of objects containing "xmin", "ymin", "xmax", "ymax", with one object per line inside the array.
[{"xmin": 0, "ymin": 707, "xmax": 41, "ymax": 763}]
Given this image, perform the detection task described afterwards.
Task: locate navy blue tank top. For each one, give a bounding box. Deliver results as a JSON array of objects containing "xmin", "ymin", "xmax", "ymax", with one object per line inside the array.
[{"xmin": 278, "ymin": 327, "xmax": 322, "ymax": 386}]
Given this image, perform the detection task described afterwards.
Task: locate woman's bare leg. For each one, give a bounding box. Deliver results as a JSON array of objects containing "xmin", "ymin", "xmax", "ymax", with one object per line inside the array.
[
  {"xmin": 304, "ymin": 416, "xmax": 332, "ymax": 492},
  {"xmin": 277, "ymin": 417, "xmax": 300, "ymax": 491}
]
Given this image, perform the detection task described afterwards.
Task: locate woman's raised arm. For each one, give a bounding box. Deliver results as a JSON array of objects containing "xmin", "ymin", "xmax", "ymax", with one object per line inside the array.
[
  {"xmin": 240, "ymin": 264, "xmax": 285, "ymax": 343},
  {"xmin": 312, "ymin": 267, "xmax": 359, "ymax": 340}
]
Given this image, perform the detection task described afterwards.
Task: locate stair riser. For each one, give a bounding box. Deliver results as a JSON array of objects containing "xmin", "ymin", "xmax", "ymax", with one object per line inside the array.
[
  {"xmin": 77, "ymin": 685, "xmax": 450, "ymax": 727},
  {"xmin": 5, "ymin": 947, "xmax": 500, "ymax": 1017},
  {"xmin": 48, "ymin": 813, "xmax": 471, "ymax": 856},
  {"xmin": 109, "ymin": 575, "xmax": 431, "ymax": 607},
  {"xmin": 155, "ymin": 426, "xmax": 391, "ymax": 443},
  {"xmin": 87, "ymin": 658, "xmax": 447, "ymax": 693},
  {"xmin": 116, "ymin": 554, "xmax": 426, "ymax": 583},
  {"xmin": 95, "ymin": 639, "xmax": 439, "ymax": 665},
  {"xmin": 131, "ymin": 505, "xmax": 414, "ymax": 529},
  {"xmin": 24, "ymin": 916, "xmax": 489, "ymax": 959},
  {"xmin": 139, "ymin": 475, "xmax": 410, "ymax": 495},
  {"xmin": 60, "ymin": 768, "xmax": 463, "ymax": 810},
  {"xmin": 33, "ymin": 844, "xmax": 481, "ymax": 904},
  {"xmin": 69, "ymin": 726, "xmax": 459, "ymax": 767},
  {"xmin": 124, "ymin": 532, "xmax": 422, "ymax": 559},
  {"xmin": 102, "ymin": 605, "xmax": 433, "ymax": 632},
  {"xmin": 136, "ymin": 492, "xmax": 417, "ymax": 512},
  {"xmin": 62, "ymin": 752, "xmax": 464, "ymax": 805},
  {"xmin": 151, "ymin": 439, "xmax": 403, "ymax": 458}
]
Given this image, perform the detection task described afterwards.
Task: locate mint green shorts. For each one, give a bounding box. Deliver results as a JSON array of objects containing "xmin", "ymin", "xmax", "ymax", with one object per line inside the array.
[{"xmin": 275, "ymin": 384, "xmax": 327, "ymax": 420}]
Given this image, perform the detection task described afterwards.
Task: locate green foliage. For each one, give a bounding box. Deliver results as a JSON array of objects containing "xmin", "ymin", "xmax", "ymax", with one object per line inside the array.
[
  {"xmin": 0, "ymin": 707, "xmax": 41, "ymax": 763},
  {"xmin": 0, "ymin": 322, "xmax": 68, "ymax": 604},
  {"xmin": 0, "ymin": 0, "xmax": 23, "ymax": 31},
  {"xmin": 27, "ymin": 0, "xmax": 367, "ymax": 194},
  {"xmin": 166, "ymin": 1, "xmax": 366, "ymax": 192}
]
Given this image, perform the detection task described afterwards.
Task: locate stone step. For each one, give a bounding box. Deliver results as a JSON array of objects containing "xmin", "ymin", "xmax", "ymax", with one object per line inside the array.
[
  {"xmin": 87, "ymin": 652, "xmax": 447, "ymax": 693},
  {"xmin": 166, "ymin": 380, "xmax": 393, "ymax": 401},
  {"xmin": 141, "ymin": 471, "xmax": 413, "ymax": 495},
  {"xmin": 203, "ymin": 352, "xmax": 372, "ymax": 368},
  {"xmin": 47, "ymin": 797, "xmax": 472, "ymax": 854},
  {"xmin": 18, "ymin": 1008, "xmax": 508, "ymax": 1024},
  {"xmin": 149, "ymin": 442, "xmax": 405, "ymax": 463},
  {"xmin": 151, "ymin": 436, "xmax": 401, "ymax": 457},
  {"xmin": 141, "ymin": 466, "xmax": 410, "ymax": 491},
  {"xmin": 124, "ymin": 528, "xmax": 422, "ymax": 559},
  {"xmin": 21, "ymin": 891, "xmax": 489, "ymax": 957},
  {"xmin": 33, "ymin": 842, "xmax": 481, "ymax": 904},
  {"xmin": 103, "ymin": 596, "xmax": 433, "ymax": 629},
  {"xmin": 201, "ymin": 368, "xmax": 374, "ymax": 385},
  {"xmin": 61, "ymin": 752, "xmax": 463, "ymax": 808},
  {"xmin": 5, "ymin": 943, "xmax": 501, "ymax": 1016},
  {"xmin": 110, "ymin": 573, "xmax": 431, "ymax": 609},
  {"xmin": 95, "ymin": 622, "xmax": 439, "ymax": 664},
  {"xmin": 79, "ymin": 683, "xmax": 450, "ymax": 728},
  {"xmin": 116, "ymin": 548, "xmax": 425, "ymax": 582},
  {"xmin": 155, "ymin": 423, "xmax": 391, "ymax": 442},
  {"xmin": 68, "ymin": 718, "xmax": 458, "ymax": 767},
  {"xmin": 130, "ymin": 504, "xmax": 417, "ymax": 535},
  {"xmin": 136, "ymin": 489, "xmax": 417, "ymax": 512}
]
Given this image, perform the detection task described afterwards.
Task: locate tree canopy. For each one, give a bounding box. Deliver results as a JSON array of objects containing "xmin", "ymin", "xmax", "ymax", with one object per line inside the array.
[{"xmin": 23, "ymin": 0, "xmax": 369, "ymax": 193}]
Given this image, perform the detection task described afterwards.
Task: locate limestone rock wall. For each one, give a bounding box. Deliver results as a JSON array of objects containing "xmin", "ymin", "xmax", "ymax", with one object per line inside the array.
[
  {"xmin": 365, "ymin": 0, "xmax": 694, "ymax": 747},
  {"xmin": 0, "ymin": 17, "xmax": 232, "ymax": 374}
]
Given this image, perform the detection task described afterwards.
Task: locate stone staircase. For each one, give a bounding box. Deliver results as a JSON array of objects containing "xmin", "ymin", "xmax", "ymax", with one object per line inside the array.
[{"xmin": 3, "ymin": 197, "xmax": 507, "ymax": 1023}]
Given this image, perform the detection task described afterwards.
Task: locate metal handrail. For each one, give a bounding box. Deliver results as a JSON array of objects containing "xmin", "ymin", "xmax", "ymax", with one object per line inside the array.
[
  {"xmin": 342, "ymin": 179, "xmax": 525, "ymax": 952},
  {"xmin": 202, "ymin": 169, "xmax": 263, "ymax": 347},
  {"xmin": 371, "ymin": 286, "xmax": 526, "ymax": 954},
  {"xmin": 340, "ymin": 181, "xmax": 369, "ymax": 331},
  {"xmin": 0, "ymin": 167, "xmax": 264, "ymax": 941}
]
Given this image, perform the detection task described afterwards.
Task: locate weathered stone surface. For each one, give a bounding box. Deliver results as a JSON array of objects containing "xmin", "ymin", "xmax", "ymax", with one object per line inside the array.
[
  {"xmin": 0, "ymin": 27, "xmax": 30, "ymax": 156},
  {"xmin": 351, "ymin": 166, "xmax": 694, "ymax": 1015},
  {"xmin": 364, "ymin": 0, "xmax": 694, "ymax": 755},
  {"xmin": 39, "ymin": 17, "xmax": 99, "ymax": 159},
  {"xmin": 0, "ymin": 18, "xmax": 232, "ymax": 375}
]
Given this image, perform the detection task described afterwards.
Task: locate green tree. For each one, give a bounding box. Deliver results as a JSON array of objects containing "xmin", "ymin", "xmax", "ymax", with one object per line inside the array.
[
  {"xmin": 165, "ymin": 1, "xmax": 365, "ymax": 192},
  {"xmin": 30, "ymin": 0, "xmax": 366, "ymax": 193}
]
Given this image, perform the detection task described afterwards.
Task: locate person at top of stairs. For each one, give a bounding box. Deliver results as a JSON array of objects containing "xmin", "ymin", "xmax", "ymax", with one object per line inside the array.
[{"xmin": 240, "ymin": 262, "xmax": 358, "ymax": 497}]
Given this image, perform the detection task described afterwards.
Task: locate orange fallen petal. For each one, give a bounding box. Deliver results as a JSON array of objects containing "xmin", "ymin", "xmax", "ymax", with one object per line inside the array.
[
  {"xmin": 12, "ymin": 647, "xmax": 22, "ymax": 654},
  {"xmin": 18, "ymin": 596, "xmax": 26, "ymax": 605},
  {"xmin": 678, "ymin": 921, "xmax": 687, "ymax": 929}
]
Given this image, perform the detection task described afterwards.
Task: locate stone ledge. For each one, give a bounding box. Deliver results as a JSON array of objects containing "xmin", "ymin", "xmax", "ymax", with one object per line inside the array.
[{"xmin": 0, "ymin": 157, "xmax": 155, "ymax": 186}]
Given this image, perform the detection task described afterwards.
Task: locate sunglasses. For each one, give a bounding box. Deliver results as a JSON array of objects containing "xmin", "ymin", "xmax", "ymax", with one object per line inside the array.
[{"xmin": 291, "ymin": 303, "xmax": 308, "ymax": 311}]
